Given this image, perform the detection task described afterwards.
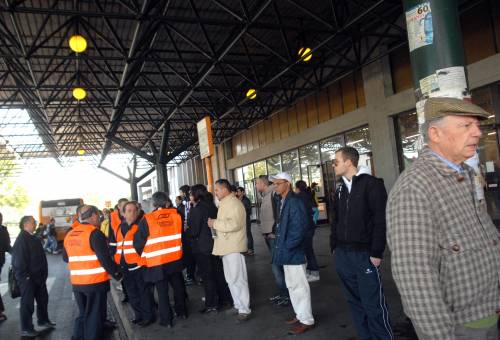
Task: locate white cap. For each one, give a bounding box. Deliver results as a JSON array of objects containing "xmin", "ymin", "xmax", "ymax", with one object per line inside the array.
[{"xmin": 269, "ymin": 172, "xmax": 292, "ymax": 183}]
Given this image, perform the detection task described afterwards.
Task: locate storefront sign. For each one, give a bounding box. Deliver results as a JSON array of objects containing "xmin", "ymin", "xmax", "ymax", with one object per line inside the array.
[{"xmin": 197, "ymin": 116, "xmax": 214, "ymax": 159}]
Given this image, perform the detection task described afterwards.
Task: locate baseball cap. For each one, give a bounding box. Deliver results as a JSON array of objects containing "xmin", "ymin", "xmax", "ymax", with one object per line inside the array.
[
  {"xmin": 424, "ymin": 97, "xmax": 490, "ymax": 121},
  {"xmin": 269, "ymin": 172, "xmax": 292, "ymax": 183}
]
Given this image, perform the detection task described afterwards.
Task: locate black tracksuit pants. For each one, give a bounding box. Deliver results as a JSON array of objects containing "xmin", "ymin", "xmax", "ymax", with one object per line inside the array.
[
  {"xmin": 72, "ymin": 289, "xmax": 107, "ymax": 340},
  {"xmin": 335, "ymin": 247, "xmax": 393, "ymax": 340}
]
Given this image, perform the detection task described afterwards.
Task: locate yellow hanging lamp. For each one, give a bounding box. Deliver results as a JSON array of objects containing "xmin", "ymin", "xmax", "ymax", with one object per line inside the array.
[
  {"xmin": 73, "ymin": 87, "xmax": 87, "ymax": 101},
  {"xmin": 69, "ymin": 35, "xmax": 87, "ymax": 53}
]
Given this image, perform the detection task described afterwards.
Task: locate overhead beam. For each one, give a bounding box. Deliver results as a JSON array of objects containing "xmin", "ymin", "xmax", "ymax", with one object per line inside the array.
[
  {"xmin": 98, "ymin": 165, "xmax": 129, "ymax": 183},
  {"xmin": 108, "ymin": 136, "xmax": 155, "ymax": 163},
  {"xmin": 100, "ymin": 0, "xmax": 170, "ymax": 164}
]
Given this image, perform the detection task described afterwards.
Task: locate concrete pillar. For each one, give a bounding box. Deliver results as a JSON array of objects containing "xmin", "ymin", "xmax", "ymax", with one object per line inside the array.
[{"xmin": 362, "ymin": 59, "xmax": 400, "ymax": 189}]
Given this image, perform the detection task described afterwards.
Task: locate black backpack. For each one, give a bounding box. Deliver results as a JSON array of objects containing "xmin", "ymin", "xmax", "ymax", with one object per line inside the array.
[{"xmin": 8, "ymin": 266, "xmax": 21, "ymax": 299}]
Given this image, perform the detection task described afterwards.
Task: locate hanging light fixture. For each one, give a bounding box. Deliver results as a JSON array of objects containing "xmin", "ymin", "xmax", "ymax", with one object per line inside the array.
[
  {"xmin": 69, "ymin": 35, "xmax": 87, "ymax": 53},
  {"xmin": 246, "ymin": 88, "xmax": 257, "ymax": 100},
  {"xmin": 298, "ymin": 47, "xmax": 312, "ymax": 62},
  {"xmin": 73, "ymin": 87, "xmax": 87, "ymax": 101}
]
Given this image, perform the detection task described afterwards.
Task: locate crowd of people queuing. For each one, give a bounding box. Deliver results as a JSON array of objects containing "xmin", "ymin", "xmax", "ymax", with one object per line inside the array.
[{"xmin": 0, "ymin": 97, "xmax": 498, "ymax": 340}]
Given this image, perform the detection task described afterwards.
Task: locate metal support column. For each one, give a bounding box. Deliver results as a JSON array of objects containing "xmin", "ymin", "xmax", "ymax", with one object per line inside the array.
[
  {"xmin": 403, "ymin": 0, "xmax": 468, "ymax": 123},
  {"xmin": 156, "ymin": 162, "xmax": 169, "ymax": 194},
  {"xmin": 403, "ymin": 0, "xmax": 483, "ymax": 198},
  {"xmin": 130, "ymin": 178, "xmax": 139, "ymax": 201},
  {"xmin": 129, "ymin": 157, "xmax": 139, "ymax": 201}
]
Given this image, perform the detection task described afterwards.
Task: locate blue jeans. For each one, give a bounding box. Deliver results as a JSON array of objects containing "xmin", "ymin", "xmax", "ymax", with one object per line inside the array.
[
  {"xmin": 265, "ymin": 237, "xmax": 288, "ymax": 298},
  {"xmin": 44, "ymin": 236, "xmax": 58, "ymax": 253},
  {"xmin": 335, "ymin": 247, "xmax": 393, "ymax": 340}
]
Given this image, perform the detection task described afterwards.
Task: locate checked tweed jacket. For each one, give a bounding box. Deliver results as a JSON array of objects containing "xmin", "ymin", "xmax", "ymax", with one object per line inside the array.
[{"xmin": 386, "ymin": 147, "xmax": 500, "ymax": 339}]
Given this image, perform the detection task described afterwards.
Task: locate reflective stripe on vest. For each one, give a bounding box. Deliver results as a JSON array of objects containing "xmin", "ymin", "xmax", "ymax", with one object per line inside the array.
[
  {"xmin": 114, "ymin": 223, "xmax": 142, "ymax": 266},
  {"xmin": 64, "ymin": 224, "xmax": 110, "ymax": 285},
  {"xmin": 142, "ymin": 208, "xmax": 183, "ymax": 268}
]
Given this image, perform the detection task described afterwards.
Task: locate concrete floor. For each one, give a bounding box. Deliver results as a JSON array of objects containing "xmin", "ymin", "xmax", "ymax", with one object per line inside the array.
[
  {"xmin": 112, "ymin": 225, "xmax": 411, "ymax": 340},
  {"xmin": 0, "ymin": 235, "xmax": 123, "ymax": 340},
  {"xmin": 0, "ymin": 226, "xmax": 416, "ymax": 340}
]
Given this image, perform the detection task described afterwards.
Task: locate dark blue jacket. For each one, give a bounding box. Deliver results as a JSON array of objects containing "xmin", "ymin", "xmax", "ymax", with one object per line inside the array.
[{"xmin": 272, "ymin": 191, "xmax": 308, "ymax": 266}]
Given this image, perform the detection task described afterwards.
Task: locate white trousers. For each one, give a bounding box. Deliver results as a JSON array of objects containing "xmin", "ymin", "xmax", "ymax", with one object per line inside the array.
[
  {"xmin": 284, "ymin": 264, "xmax": 315, "ymax": 325},
  {"xmin": 222, "ymin": 253, "xmax": 251, "ymax": 314}
]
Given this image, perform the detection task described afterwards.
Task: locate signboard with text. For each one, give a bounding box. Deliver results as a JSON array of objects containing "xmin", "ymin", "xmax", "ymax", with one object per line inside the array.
[{"xmin": 197, "ymin": 116, "xmax": 214, "ymax": 159}]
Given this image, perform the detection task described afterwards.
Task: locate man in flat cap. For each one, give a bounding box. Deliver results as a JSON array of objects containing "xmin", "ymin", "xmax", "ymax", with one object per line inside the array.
[{"xmin": 386, "ymin": 97, "xmax": 500, "ymax": 340}]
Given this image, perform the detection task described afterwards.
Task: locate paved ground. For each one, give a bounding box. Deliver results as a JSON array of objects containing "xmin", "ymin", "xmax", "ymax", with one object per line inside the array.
[
  {"xmin": 0, "ymin": 234, "xmax": 124, "ymax": 340},
  {"xmin": 0, "ymin": 225, "xmax": 416, "ymax": 340},
  {"xmin": 112, "ymin": 225, "xmax": 413, "ymax": 340}
]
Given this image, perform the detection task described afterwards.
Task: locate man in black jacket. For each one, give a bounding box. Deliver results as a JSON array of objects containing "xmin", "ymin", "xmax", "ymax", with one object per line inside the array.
[
  {"xmin": 12, "ymin": 215, "xmax": 55, "ymax": 338},
  {"xmin": 331, "ymin": 146, "xmax": 393, "ymax": 340},
  {"xmin": 236, "ymin": 187, "xmax": 254, "ymax": 256},
  {"xmin": 0, "ymin": 212, "xmax": 11, "ymax": 322},
  {"xmin": 134, "ymin": 192, "xmax": 187, "ymax": 327},
  {"xmin": 63, "ymin": 205, "xmax": 122, "ymax": 340}
]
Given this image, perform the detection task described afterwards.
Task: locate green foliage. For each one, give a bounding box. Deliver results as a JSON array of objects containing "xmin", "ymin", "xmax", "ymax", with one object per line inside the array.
[{"xmin": 0, "ymin": 179, "xmax": 29, "ymax": 209}]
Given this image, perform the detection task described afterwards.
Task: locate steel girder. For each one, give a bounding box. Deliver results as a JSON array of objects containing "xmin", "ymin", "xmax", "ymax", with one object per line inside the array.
[{"xmin": 0, "ymin": 0, "xmax": 415, "ymax": 170}]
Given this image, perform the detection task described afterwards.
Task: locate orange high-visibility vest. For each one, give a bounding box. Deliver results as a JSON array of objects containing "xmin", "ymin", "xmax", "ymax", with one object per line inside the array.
[
  {"xmin": 109, "ymin": 210, "xmax": 122, "ymax": 248},
  {"xmin": 114, "ymin": 223, "xmax": 142, "ymax": 269},
  {"xmin": 141, "ymin": 208, "xmax": 182, "ymax": 268},
  {"xmin": 71, "ymin": 220, "xmax": 80, "ymax": 229},
  {"xmin": 64, "ymin": 223, "xmax": 110, "ymax": 285}
]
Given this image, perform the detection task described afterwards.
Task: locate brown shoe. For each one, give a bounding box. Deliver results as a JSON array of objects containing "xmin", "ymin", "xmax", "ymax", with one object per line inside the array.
[
  {"xmin": 288, "ymin": 322, "xmax": 315, "ymax": 335},
  {"xmin": 285, "ymin": 317, "xmax": 299, "ymax": 325},
  {"xmin": 236, "ymin": 313, "xmax": 251, "ymax": 322}
]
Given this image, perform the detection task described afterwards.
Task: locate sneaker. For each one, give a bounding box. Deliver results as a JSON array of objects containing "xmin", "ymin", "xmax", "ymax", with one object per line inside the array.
[
  {"xmin": 38, "ymin": 320, "xmax": 56, "ymax": 329},
  {"xmin": 276, "ymin": 297, "xmax": 290, "ymax": 307},
  {"xmin": 307, "ymin": 271, "xmax": 320, "ymax": 282},
  {"xmin": 236, "ymin": 313, "xmax": 251, "ymax": 322},
  {"xmin": 199, "ymin": 307, "xmax": 218, "ymax": 314},
  {"xmin": 20, "ymin": 329, "xmax": 40, "ymax": 338},
  {"xmin": 269, "ymin": 294, "xmax": 281, "ymax": 302}
]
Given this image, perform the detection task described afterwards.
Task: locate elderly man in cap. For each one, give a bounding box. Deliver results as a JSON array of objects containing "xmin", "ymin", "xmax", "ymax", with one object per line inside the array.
[
  {"xmin": 387, "ymin": 97, "xmax": 500, "ymax": 340},
  {"xmin": 271, "ymin": 172, "xmax": 315, "ymax": 335}
]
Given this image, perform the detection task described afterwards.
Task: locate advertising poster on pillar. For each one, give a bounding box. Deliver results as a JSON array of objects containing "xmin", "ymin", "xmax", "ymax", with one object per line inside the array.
[
  {"xmin": 405, "ymin": 2, "xmax": 433, "ymax": 52},
  {"xmin": 197, "ymin": 116, "xmax": 214, "ymax": 159}
]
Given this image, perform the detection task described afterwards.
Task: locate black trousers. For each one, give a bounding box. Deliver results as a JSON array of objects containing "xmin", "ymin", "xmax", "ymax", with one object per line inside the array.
[
  {"xmin": 72, "ymin": 289, "xmax": 107, "ymax": 340},
  {"xmin": 0, "ymin": 265, "xmax": 4, "ymax": 313},
  {"xmin": 182, "ymin": 241, "xmax": 197, "ymax": 280},
  {"xmin": 122, "ymin": 268, "xmax": 154, "ymax": 322},
  {"xmin": 194, "ymin": 253, "xmax": 232, "ymax": 308},
  {"xmin": 19, "ymin": 278, "xmax": 49, "ymax": 331},
  {"xmin": 150, "ymin": 271, "xmax": 186, "ymax": 323}
]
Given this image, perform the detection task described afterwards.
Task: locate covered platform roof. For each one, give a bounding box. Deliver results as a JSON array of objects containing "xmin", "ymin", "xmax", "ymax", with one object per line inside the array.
[{"xmin": 0, "ymin": 0, "xmax": 411, "ymax": 175}]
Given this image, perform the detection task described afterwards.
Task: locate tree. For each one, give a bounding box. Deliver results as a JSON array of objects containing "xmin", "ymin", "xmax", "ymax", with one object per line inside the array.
[
  {"xmin": 0, "ymin": 157, "xmax": 29, "ymax": 210},
  {"xmin": 0, "ymin": 179, "xmax": 29, "ymax": 210}
]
